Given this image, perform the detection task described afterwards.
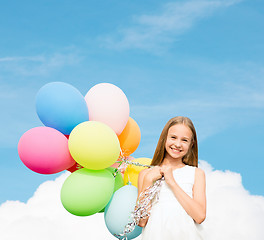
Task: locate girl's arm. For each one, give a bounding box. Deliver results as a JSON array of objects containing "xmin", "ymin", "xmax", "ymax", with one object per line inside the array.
[
  {"xmin": 161, "ymin": 166, "xmax": 206, "ymax": 224},
  {"xmin": 137, "ymin": 167, "xmax": 162, "ymax": 227},
  {"xmin": 138, "ymin": 169, "xmax": 152, "ymax": 194},
  {"xmin": 137, "ymin": 169, "xmax": 149, "ymax": 227}
]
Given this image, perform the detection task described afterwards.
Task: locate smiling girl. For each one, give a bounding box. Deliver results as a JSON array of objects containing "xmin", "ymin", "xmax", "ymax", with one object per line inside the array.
[{"xmin": 137, "ymin": 116, "xmax": 206, "ymax": 239}]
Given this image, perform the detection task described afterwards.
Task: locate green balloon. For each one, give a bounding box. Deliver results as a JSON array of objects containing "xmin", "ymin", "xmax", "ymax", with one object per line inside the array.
[{"xmin": 61, "ymin": 168, "xmax": 114, "ymax": 216}]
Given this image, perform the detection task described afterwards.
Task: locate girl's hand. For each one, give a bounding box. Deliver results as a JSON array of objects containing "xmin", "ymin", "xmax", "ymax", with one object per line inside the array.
[
  {"xmin": 160, "ymin": 165, "xmax": 175, "ymax": 186},
  {"xmin": 144, "ymin": 166, "xmax": 162, "ymax": 184}
]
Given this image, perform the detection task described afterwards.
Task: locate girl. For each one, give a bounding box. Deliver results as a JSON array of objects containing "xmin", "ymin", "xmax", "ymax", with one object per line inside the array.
[{"xmin": 137, "ymin": 116, "xmax": 206, "ymax": 239}]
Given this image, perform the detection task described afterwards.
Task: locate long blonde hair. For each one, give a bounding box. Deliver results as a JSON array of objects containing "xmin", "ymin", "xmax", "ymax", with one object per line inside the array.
[{"xmin": 151, "ymin": 116, "xmax": 198, "ymax": 167}]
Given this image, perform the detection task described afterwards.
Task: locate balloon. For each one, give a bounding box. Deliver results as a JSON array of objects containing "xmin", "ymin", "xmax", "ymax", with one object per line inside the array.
[
  {"xmin": 18, "ymin": 127, "xmax": 75, "ymax": 174},
  {"xmin": 85, "ymin": 83, "xmax": 129, "ymax": 135},
  {"xmin": 123, "ymin": 158, "xmax": 152, "ymax": 187},
  {"xmin": 118, "ymin": 117, "xmax": 141, "ymax": 157},
  {"xmin": 36, "ymin": 82, "xmax": 89, "ymax": 135},
  {"xmin": 104, "ymin": 185, "xmax": 142, "ymax": 239},
  {"xmin": 61, "ymin": 168, "xmax": 114, "ymax": 216},
  {"xmin": 68, "ymin": 121, "xmax": 120, "ymax": 170}
]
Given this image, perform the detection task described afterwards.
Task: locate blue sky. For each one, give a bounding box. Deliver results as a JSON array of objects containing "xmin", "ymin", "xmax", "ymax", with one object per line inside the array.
[{"xmin": 1, "ymin": 0, "xmax": 264, "ymax": 206}]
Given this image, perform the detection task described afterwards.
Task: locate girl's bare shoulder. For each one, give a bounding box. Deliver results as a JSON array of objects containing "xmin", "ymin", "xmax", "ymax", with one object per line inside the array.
[
  {"xmin": 139, "ymin": 168, "xmax": 151, "ymax": 177},
  {"xmin": 194, "ymin": 167, "xmax": 206, "ymax": 183},
  {"xmin": 195, "ymin": 167, "xmax": 205, "ymax": 175}
]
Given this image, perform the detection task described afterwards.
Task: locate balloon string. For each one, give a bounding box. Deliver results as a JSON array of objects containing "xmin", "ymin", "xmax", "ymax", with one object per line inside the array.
[
  {"xmin": 123, "ymin": 158, "xmax": 152, "ymax": 168},
  {"xmin": 118, "ymin": 149, "xmax": 153, "ymax": 168}
]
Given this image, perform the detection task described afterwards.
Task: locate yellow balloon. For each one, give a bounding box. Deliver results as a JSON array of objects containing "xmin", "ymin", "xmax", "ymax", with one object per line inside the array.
[
  {"xmin": 123, "ymin": 157, "xmax": 152, "ymax": 187},
  {"xmin": 68, "ymin": 121, "xmax": 120, "ymax": 170}
]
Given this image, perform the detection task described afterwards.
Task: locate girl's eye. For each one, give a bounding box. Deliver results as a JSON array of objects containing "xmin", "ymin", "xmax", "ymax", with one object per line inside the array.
[{"xmin": 183, "ymin": 139, "xmax": 188, "ymax": 142}]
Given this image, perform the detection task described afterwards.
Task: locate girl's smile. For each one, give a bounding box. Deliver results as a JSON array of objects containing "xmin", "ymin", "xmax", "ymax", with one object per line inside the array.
[{"xmin": 169, "ymin": 147, "xmax": 182, "ymax": 153}]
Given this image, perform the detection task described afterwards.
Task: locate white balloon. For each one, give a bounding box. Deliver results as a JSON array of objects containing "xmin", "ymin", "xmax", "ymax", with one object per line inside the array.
[{"xmin": 85, "ymin": 83, "xmax": 130, "ymax": 135}]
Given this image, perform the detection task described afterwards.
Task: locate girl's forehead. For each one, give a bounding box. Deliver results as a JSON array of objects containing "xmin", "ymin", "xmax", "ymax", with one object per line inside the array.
[{"xmin": 168, "ymin": 124, "xmax": 192, "ymax": 137}]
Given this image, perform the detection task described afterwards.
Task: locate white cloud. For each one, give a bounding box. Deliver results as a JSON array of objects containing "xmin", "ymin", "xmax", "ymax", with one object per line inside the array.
[
  {"xmin": 0, "ymin": 172, "xmax": 123, "ymax": 240},
  {"xmin": 199, "ymin": 160, "xmax": 264, "ymax": 240},
  {"xmin": 0, "ymin": 161, "xmax": 263, "ymax": 240},
  {"xmin": 102, "ymin": 0, "xmax": 242, "ymax": 51},
  {"xmin": 0, "ymin": 56, "xmax": 45, "ymax": 62},
  {"xmin": 0, "ymin": 50, "xmax": 82, "ymax": 76}
]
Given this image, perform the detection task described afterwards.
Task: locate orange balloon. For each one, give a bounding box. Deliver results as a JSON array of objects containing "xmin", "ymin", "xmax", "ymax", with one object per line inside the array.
[{"xmin": 118, "ymin": 117, "xmax": 141, "ymax": 157}]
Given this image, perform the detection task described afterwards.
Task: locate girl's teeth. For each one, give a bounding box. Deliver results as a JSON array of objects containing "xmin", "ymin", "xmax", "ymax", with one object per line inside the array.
[{"xmin": 171, "ymin": 148, "xmax": 180, "ymax": 152}]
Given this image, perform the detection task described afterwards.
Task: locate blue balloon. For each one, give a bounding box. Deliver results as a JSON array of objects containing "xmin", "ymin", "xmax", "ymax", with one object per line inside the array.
[
  {"xmin": 104, "ymin": 185, "xmax": 142, "ymax": 239},
  {"xmin": 36, "ymin": 82, "xmax": 89, "ymax": 135}
]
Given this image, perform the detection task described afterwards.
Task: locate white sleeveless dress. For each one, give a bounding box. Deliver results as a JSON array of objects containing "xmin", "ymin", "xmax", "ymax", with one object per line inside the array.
[{"xmin": 141, "ymin": 165, "xmax": 203, "ymax": 240}]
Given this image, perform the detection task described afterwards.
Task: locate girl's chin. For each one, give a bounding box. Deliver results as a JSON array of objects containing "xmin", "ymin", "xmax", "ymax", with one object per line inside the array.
[{"xmin": 167, "ymin": 152, "xmax": 184, "ymax": 159}]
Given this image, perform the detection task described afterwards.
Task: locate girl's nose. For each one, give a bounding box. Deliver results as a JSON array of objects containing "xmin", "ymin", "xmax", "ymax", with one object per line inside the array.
[{"xmin": 175, "ymin": 140, "xmax": 181, "ymax": 147}]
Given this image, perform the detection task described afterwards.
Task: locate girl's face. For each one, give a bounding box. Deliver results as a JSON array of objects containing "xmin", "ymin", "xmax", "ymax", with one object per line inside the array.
[{"xmin": 165, "ymin": 124, "xmax": 193, "ymax": 160}]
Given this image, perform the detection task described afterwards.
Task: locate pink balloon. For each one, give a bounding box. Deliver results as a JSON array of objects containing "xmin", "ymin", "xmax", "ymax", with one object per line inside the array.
[
  {"xmin": 18, "ymin": 127, "xmax": 75, "ymax": 174},
  {"xmin": 85, "ymin": 83, "xmax": 130, "ymax": 135}
]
